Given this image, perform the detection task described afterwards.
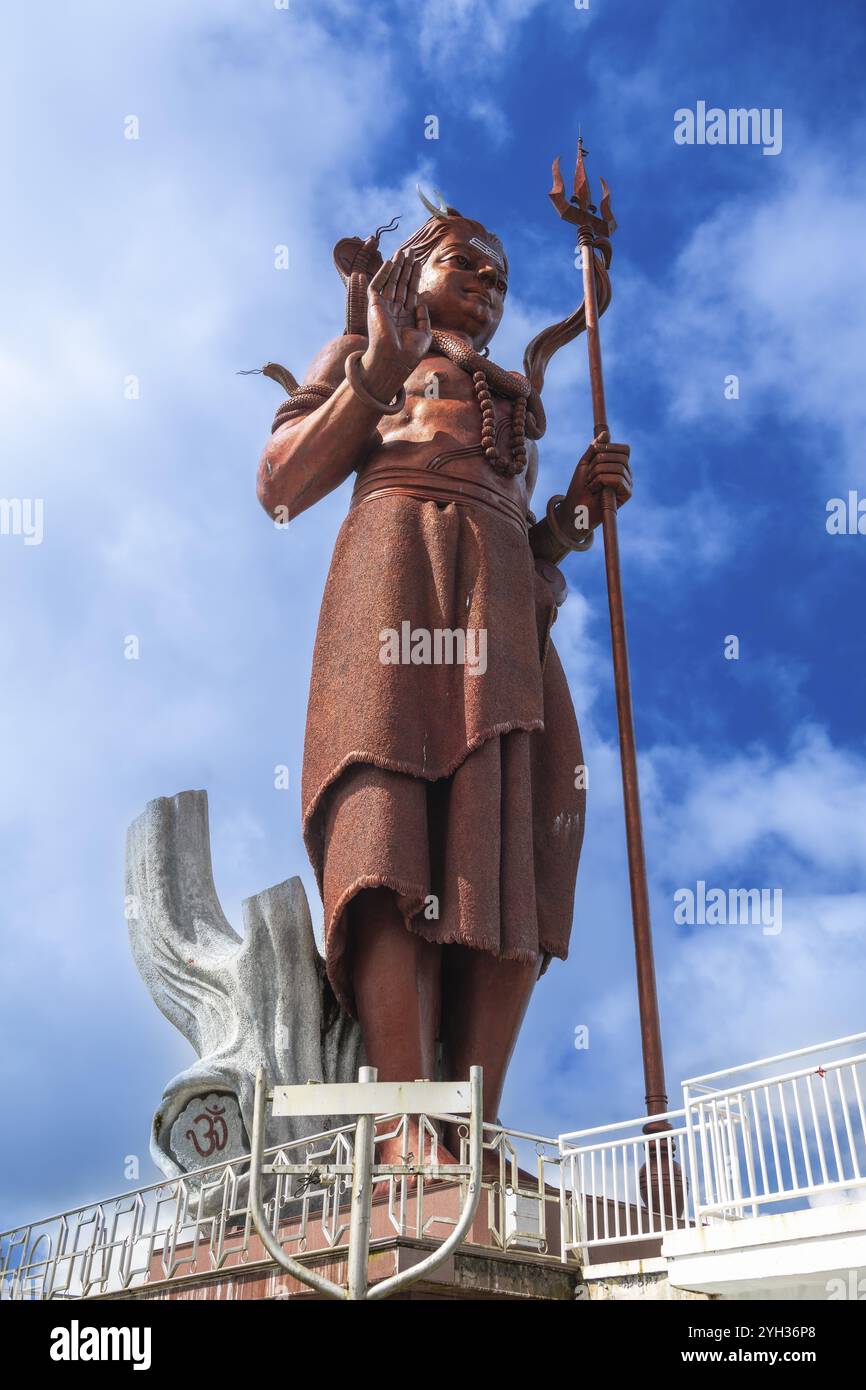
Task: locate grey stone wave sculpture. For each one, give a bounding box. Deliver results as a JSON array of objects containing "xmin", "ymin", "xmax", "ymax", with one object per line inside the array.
[{"xmin": 125, "ymin": 790, "xmax": 363, "ymax": 1181}]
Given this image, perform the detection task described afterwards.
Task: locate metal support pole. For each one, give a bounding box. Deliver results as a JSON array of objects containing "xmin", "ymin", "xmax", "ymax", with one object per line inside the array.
[{"xmin": 347, "ymin": 1065, "xmax": 377, "ymax": 1300}]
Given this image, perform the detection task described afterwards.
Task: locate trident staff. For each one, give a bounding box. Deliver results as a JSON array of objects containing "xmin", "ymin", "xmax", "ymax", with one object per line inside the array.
[{"xmin": 550, "ymin": 138, "xmax": 669, "ymax": 1127}]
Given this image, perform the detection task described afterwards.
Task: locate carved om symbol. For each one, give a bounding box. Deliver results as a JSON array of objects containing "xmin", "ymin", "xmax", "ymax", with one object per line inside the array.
[{"xmin": 186, "ymin": 1103, "xmax": 229, "ymax": 1158}]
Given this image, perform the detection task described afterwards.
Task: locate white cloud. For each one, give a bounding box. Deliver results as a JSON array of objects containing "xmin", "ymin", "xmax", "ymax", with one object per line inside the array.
[
  {"xmin": 468, "ymin": 99, "xmax": 510, "ymax": 146},
  {"xmin": 399, "ymin": 0, "xmax": 545, "ymax": 70},
  {"xmin": 641, "ymin": 154, "xmax": 866, "ymax": 477},
  {"xmin": 517, "ymin": 700, "xmax": 866, "ymax": 1136},
  {"xmin": 650, "ymin": 725, "xmax": 866, "ymax": 884}
]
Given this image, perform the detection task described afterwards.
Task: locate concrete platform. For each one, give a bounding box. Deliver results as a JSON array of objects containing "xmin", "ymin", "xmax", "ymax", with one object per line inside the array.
[{"xmin": 123, "ymin": 1236, "xmax": 580, "ymax": 1301}]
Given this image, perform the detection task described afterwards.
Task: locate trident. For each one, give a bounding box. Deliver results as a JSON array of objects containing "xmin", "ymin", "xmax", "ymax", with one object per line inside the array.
[{"xmin": 550, "ymin": 139, "xmax": 675, "ymax": 1165}]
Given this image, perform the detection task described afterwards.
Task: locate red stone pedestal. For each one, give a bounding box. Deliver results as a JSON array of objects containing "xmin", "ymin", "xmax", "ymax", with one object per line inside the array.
[{"xmin": 118, "ymin": 1172, "xmax": 580, "ymax": 1302}]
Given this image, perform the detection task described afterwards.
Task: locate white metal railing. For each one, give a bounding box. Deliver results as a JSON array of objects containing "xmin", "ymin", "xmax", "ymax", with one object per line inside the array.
[
  {"xmin": 0, "ymin": 1115, "xmax": 561, "ymax": 1301},
  {"xmin": 5, "ymin": 1033, "xmax": 864, "ymax": 1292},
  {"xmin": 560, "ymin": 1033, "xmax": 866, "ymax": 1260},
  {"xmin": 559, "ymin": 1111, "xmax": 694, "ymax": 1259},
  {"xmin": 683, "ymin": 1033, "xmax": 866, "ymax": 1220}
]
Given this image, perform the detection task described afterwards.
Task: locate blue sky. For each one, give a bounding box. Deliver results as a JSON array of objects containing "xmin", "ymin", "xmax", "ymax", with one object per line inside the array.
[{"xmin": 2, "ymin": 0, "xmax": 866, "ymax": 1226}]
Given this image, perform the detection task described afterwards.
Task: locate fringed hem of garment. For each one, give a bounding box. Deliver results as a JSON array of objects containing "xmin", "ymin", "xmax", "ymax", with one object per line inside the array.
[
  {"xmin": 301, "ymin": 716, "xmax": 545, "ymax": 875},
  {"xmin": 407, "ymin": 913, "xmax": 567, "ymax": 966},
  {"xmin": 324, "ymin": 868, "xmax": 568, "ymax": 1019}
]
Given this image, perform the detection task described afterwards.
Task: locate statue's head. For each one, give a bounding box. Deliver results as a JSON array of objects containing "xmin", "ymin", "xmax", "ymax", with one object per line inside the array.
[{"xmin": 396, "ymin": 204, "xmax": 508, "ymax": 350}]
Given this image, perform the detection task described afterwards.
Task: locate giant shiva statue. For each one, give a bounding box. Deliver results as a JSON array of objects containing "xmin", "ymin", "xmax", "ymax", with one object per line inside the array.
[{"xmin": 256, "ymin": 191, "xmax": 631, "ymax": 1160}]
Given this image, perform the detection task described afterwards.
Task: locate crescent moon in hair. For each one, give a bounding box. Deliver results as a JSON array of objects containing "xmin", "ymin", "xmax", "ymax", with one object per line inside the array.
[{"xmin": 416, "ymin": 183, "xmax": 450, "ymax": 220}]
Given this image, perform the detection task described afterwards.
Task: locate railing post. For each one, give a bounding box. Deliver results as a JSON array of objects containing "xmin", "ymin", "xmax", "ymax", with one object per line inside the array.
[
  {"xmin": 558, "ymin": 1152, "xmax": 569, "ymax": 1265},
  {"xmin": 347, "ymin": 1066, "xmax": 377, "ymax": 1301},
  {"xmin": 682, "ymin": 1083, "xmax": 701, "ymax": 1222}
]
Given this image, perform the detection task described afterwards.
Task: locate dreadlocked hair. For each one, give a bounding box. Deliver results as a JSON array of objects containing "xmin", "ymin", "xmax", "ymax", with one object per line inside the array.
[{"xmin": 396, "ymin": 212, "xmax": 508, "ymax": 275}]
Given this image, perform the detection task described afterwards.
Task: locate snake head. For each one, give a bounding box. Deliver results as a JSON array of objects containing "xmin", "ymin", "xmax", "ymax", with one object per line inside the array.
[{"xmin": 333, "ymin": 235, "xmax": 384, "ymax": 282}]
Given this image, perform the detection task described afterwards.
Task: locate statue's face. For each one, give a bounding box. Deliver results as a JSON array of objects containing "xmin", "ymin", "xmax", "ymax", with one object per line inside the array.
[{"xmin": 416, "ymin": 226, "xmax": 508, "ymax": 349}]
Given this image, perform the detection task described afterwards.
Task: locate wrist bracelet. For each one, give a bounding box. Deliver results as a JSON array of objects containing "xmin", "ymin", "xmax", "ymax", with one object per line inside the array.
[
  {"xmin": 345, "ymin": 351, "xmax": 406, "ymax": 416},
  {"xmin": 546, "ymin": 494, "xmax": 594, "ymax": 552}
]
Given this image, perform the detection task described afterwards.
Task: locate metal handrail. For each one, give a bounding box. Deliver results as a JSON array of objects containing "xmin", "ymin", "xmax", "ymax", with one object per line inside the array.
[
  {"xmin": 682, "ymin": 1032, "xmax": 866, "ymax": 1088},
  {"xmin": 1, "ymin": 1114, "xmax": 557, "ymax": 1301},
  {"xmin": 560, "ymin": 1035, "xmax": 866, "ymax": 1255},
  {"xmin": 559, "ymin": 1108, "xmax": 686, "ymax": 1151}
]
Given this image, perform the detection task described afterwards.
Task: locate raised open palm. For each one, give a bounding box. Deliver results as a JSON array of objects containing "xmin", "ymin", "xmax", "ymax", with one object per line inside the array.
[{"xmin": 366, "ymin": 249, "xmax": 432, "ymax": 374}]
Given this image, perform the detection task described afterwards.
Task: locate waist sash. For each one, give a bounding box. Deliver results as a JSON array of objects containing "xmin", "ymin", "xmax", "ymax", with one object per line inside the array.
[{"xmin": 350, "ymin": 463, "xmax": 529, "ymax": 538}]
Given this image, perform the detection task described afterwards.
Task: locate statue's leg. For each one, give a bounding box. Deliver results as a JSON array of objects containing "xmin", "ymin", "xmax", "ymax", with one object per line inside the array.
[
  {"xmin": 440, "ymin": 945, "xmax": 542, "ymax": 1162},
  {"xmin": 348, "ymin": 887, "xmax": 441, "ymax": 1077},
  {"xmin": 347, "ymin": 887, "xmax": 450, "ymax": 1167}
]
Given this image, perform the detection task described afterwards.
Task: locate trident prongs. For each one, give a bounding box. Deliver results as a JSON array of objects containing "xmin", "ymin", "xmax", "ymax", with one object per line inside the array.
[
  {"xmin": 573, "ymin": 135, "xmax": 593, "ymax": 210},
  {"xmin": 549, "ymin": 137, "xmax": 616, "ymax": 241},
  {"xmin": 598, "ymin": 176, "xmax": 617, "ymax": 235}
]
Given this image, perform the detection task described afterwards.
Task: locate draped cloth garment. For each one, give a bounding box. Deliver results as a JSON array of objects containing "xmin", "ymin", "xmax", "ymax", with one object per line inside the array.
[{"xmin": 301, "ymin": 487, "xmax": 585, "ymax": 1017}]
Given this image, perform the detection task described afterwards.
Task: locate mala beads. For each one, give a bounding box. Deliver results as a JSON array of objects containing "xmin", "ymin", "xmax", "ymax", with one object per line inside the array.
[
  {"xmin": 472, "ymin": 370, "xmax": 528, "ymax": 478},
  {"xmin": 430, "ymin": 328, "xmax": 540, "ymax": 480}
]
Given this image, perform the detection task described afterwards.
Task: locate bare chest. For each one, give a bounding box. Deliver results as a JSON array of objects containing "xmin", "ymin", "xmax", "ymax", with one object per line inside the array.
[{"xmin": 378, "ymin": 355, "xmax": 516, "ymax": 447}]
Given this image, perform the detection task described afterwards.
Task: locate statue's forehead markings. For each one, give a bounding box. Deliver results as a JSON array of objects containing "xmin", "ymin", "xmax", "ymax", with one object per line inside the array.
[
  {"xmin": 439, "ymin": 236, "xmax": 505, "ymax": 272},
  {"xmin": 468, "ymin": 236, "xmax": 505, "ymax": 270}
]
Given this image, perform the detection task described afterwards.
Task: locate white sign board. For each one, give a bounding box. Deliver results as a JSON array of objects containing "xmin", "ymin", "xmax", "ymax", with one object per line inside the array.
[{"xmin": 271, "ymin": 1080, "xmax": 471, "ymax": 1118}]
